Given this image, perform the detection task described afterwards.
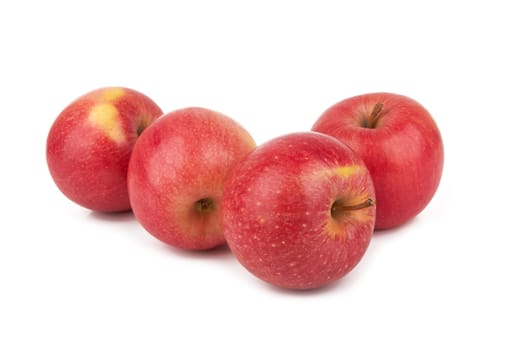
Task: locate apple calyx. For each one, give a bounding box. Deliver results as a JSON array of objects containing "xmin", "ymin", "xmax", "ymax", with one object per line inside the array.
[
  {"xmin": 361, "ymin": 103, "xmax": 384, "ymax": 129},
  {"xmin": 331, "ymin": 198, "xmax": 375, "ymax": 218},
  {"xmin": 194, "ymin": 198, "xmax": 216, "ymax": 213}
]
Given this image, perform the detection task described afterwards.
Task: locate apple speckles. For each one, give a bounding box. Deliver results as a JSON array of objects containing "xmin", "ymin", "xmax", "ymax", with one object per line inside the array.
[
  {"xmin": 88, "ymin": 103, "xmax": 125, "ymax": 143},
  {"xmin": 221, "ymin": 132, "xmax": 375, "ymax": 290},
  {"xmin": 268, "ymin": 240, "xmax": 286, "ymax": 249}
]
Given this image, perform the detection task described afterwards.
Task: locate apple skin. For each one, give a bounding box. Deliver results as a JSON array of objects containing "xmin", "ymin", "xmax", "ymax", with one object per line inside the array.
[
  {"xmin": 221, "ymin": 132, "xmax": 376, "ymax": 290},
  {"xmin": 312, "ymin": 92, "xmax": 444, "ymax": 230},
  {"xmin": 128, "ymin": 107, "xmax": 256, "ymax": 250},
  {"xmin": 46, "ymin": 87, "xmax": 163, "ymax": 212}
]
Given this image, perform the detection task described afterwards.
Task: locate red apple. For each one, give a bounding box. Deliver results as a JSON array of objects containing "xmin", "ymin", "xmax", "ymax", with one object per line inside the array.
[
  {"xmin": 128, "ymin": 107, "xmax": 256, "ymax": 250},
  {"xmin": 312, "ymin": 92, "xmax": 444, "ymax": 229},
  {"xmin": 221, "ymin": 132, "xmax": 376, "ymax": 290},
  {"xmin": 46, "ymin": 87, "xmax": 163, "ymax": 212}
]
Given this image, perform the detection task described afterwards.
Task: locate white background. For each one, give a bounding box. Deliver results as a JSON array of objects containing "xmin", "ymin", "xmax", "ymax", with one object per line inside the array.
[{"xmin": 1, "ymin": 1, "xmax": 524, "ymax": 349}]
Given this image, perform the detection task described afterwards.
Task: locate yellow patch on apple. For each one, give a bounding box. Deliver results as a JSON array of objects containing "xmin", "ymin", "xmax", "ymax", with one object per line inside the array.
[
  {"xmin": 88, "ymin": 103, "xmax": 126, "ymax": 143},
  {"xmin": 312, "ymin": 164, "xmax": 363, "ymax": 180},
  {"xmin": 324, "ymin": 219, "xmax": 347, "ymax": 240},
  {"xmin": 335, "ymin": 165, "xmax": 361, "ymax": 178},
  {"xmin": 100, "ymin": 87, "xmax": 126, "ymax": 102}
]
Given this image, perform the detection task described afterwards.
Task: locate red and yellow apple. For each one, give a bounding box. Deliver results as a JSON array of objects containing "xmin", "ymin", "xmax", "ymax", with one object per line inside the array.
[
  {"xmin": 312, "ymin": 92, "xmax": 444, "ymax": 229},
  {"xmin": 221, "ymin": 132, "xmax": 376, "ymax": 290},
  {"xmin": 127, "ymin": 107, "xmax": 256, "ymax": 250},
  {"xmin": 46, "ymin": 87, "xmax": 163, "ymax": 212}
]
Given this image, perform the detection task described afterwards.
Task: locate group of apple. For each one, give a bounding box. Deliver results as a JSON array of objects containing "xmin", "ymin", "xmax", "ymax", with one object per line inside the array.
[{"xmin": 46, "ymin": 87, "xmax": 444, "ymax": 290}]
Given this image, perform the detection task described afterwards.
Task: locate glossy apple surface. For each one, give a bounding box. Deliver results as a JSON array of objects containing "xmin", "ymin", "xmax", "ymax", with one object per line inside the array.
[
  {"xmin": 312, "ymin": 92, "xmax": 444, "ymax": 229},
  {"xmin": 221, "ymin": 132, "xmax": 375, "ymax": 290},
  {"xmin": 46, "ymin": 87, "xmax": 163, "ymax": 212},
  {"xmin": 128, "ymin": 107, "xmax": 256, "ymax": 250}
]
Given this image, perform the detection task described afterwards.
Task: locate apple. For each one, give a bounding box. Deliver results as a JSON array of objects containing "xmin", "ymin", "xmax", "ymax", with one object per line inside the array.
[
  {"xmin": 312, "ymin": 92, "xmax": 444, "ymax": 229},
  {"xmin": 127, "ymin": 107, "xmax": 256, "ymax": 250},
  {"xmin": 46, "ymin": 87, "xmax": 163, "ymax": 212},
  {"xmin": 221, "ymin": 132, "xmax": 376, "ymax": 290}
]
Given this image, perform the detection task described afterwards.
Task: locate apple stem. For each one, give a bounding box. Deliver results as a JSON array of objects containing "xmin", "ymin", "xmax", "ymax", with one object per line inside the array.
[
  {"xmin": 360, "ymin": 103, "xmax": 384, "ymax": 128},
  {"xmin": 369, "ymin": 103, "xmax": 384, "ymax": 128},
  {"xmin": 332, "ymin": 198, "xmax": 375, "ymax": 214}
]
